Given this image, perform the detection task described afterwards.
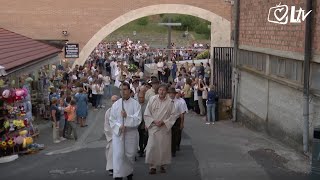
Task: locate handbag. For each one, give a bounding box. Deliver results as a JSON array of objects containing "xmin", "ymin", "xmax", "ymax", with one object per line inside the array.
[{"xmin": 202, "ymin": 86, "xmax": 208, "ymax": 99}]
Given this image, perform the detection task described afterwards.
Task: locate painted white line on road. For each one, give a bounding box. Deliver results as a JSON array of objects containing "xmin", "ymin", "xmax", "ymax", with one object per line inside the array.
[
  {"xmin": 49, "ymin": 168, "xmax": 96, "ymax": 175},
  {"xmin": 45, "ymin": 146, "xmax": 82, "ymax": 155}
]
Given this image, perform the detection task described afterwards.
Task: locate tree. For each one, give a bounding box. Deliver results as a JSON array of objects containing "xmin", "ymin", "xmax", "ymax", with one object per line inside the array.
[{"xmin": 136, "ymin": 17, "xmax": 149, "ymax": 26}]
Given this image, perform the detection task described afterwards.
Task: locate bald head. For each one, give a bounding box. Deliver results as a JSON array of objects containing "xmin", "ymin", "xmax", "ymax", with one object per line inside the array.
[
  {"xmin": 138, "ymin": 91, "xmax": 145, "ymax": 104},
  {"xmin": 139, "ymin": 85, "xmax": 147, "ymax": 94},
  {"xmin": 138, "ymin": 91, "xmax": 145, "ymax": 98}
]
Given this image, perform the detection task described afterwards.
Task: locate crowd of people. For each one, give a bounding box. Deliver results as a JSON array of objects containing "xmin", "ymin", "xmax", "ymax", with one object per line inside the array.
[
  {"xmin": 102, "ymin": 64, "xmax": 218, "ymax": 180},
  {"xmin": 48, "ymin": 62, "xmax": 112, "ymax": 143},
  {"xmin": 101, "ymin": 49, "xmax": 216, "ymax": 180},
  {"xmin": 87, "ymin": 38, "xmax": 210, "ymax": 73},
  {"xmin": 43, "ymin": 39, "xmax": 216, "ymax": 179}
]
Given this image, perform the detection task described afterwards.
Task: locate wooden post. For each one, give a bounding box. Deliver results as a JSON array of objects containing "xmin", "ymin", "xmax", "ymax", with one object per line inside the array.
[{"xmin": 119, "ymin": 60, "xmax": 126, "ymax": 154}]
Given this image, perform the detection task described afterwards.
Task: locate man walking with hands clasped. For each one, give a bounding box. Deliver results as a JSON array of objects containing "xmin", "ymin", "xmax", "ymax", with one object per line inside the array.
[{"xmin": 144, "ymin": 84, "xmax": 178, "ymax": 174}]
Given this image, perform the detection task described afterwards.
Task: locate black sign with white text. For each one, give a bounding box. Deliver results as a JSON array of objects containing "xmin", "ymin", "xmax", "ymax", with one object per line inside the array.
[{"xmin": 65, "ymin": 44, "xmax": 79, "ymax": 58}]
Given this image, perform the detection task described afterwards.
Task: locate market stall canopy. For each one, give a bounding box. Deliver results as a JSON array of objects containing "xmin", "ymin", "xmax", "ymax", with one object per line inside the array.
[
  {"xmin": 0, "ymin": 28, "xmax": 61, "ymax": 74},
  {"xmin": 0, "ymin": 65, "xmax": 7, "ymax": 76}
]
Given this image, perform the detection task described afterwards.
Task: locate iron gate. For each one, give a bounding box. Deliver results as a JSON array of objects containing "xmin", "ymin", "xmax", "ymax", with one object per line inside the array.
[{"xmin": 213, "ymin": 47, "xmax": 233, "ymax": 99}]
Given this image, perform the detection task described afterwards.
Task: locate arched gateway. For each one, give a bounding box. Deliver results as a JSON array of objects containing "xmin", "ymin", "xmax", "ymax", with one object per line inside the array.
[
  {"xmin": 0, "ymin": 0, "xmax": 231, "ymax": 66},
  {"xmin": 75, "ymin": 4, "xmax": 231, "ymax": 66}
]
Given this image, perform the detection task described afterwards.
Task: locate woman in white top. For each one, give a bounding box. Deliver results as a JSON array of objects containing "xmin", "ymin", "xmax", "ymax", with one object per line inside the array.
[
  {"xmin": 191, "ymin": 63, "xmax": 197, "ymax": 78},
  {"xmin": 193, "ymin": 78, "xmax": 200, "ymax": 114},
  {"xmin": 102, "ymin": 74, "xmax": 111, "ymax": 98},
  {"xmin": 96, "ymin": 79, "xmax": 105, "ymax": 108},
  {"xmin": 157, "ymin": 59, "xmax": 164, "ymax": 82},
  {"xmin": 91, "ymin": 79, "xmax": 99, "ymax": 110}
]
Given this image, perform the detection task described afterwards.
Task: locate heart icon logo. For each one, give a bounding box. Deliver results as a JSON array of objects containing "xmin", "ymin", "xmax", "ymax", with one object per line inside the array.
[{"xmin": 274, "ymin": 7, "xmax": 288, "ymax": 22}]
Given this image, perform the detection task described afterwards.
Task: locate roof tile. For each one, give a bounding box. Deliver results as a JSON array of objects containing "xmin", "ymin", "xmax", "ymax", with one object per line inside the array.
[{"xmin": 0, "ymin": 28, "xmax": 61, "ymax": 70}]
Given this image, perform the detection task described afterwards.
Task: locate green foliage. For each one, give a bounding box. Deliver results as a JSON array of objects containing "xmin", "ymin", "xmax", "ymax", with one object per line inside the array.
[
  {"xmin": 196, "ymin": 50, "xmax": 210, "ymax": 59},
  {"xmin": 128, "ymin": 64, "xmax": 138, "ymax": 72},
  {"xmin": 160, "ymin": 14, "xmax": 210, "ymax": 39},
  {"xmin": 136, "ymin": 17, "xmax": 149, "ymax": 26},
  {"xmin": 106, "ymin": 14, "xmax": 211, "ymax": 43},
  {"xmin": 195, "ymin": 23, "xmax": 211, "ymax": 39},
  {"xmin": 161, "ymin": 15, "xmax": 201, "ymax": 31},
  {"xmin": 175, "ymin": 15, "xmax": 200, "ymax": 31}
]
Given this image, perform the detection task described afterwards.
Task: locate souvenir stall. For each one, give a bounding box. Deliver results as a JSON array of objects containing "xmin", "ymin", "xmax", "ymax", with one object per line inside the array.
[
  {"xmin": 28, "ymin": 63, "xmax": 63, "ymax": 121},
  {"xmin": 0, "ymin": 73, "xmax": 44, "ymax": 163},
  {"xmin": 25, "ymin": 65, "xmax": 52, "ymax": 121}
]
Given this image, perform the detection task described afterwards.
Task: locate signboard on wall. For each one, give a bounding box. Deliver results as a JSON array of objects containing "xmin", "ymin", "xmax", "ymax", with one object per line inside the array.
[{"xmin": 65, "ymin": 44, "xmax": 79, "ymax": 58}]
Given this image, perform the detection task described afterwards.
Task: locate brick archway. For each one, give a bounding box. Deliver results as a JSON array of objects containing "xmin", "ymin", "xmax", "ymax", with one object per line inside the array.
[{"xmin": 74, "ymin": 4, "xmax": 231, "ymax": 66}]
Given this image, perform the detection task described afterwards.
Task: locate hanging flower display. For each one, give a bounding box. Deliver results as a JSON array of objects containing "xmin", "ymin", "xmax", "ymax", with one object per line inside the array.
[
  {"xmin": 7, "ymin": 139, "xmax": 14, "ymax": 148},
  {"xmin": 2, "ymin": 89, "xmax": 10, "ymax": 98}
]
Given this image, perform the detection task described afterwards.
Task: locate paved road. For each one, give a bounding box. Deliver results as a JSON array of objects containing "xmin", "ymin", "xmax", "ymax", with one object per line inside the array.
[
  {"xmin": 0, "ymin": 86, "xmax": 313, "ymax": 180},
  {"xmin": 0, "ymin": 88, "xmax": 200, "ymax": 180},
  {"xmin": 0, "ymin": 143, "xmax": 199, "ymax": 180},
  {"xmin": 184, "ymin": 111, "xmax": 310, "ymax": 180}
]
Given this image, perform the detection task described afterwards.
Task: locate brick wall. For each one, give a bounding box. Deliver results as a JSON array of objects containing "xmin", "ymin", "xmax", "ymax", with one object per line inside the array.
[
  {"xmin": 0, "ymin": 0, "xmax": 231, "ymax": 52},
  {"xmin": 313, "ymin": 0, "xmax": 320, "ymax": 55},
  {"xmin": 235, "ymin": 0, "xmax": 320, "ymax": 151},
  {"xmin": 239, "ymin": 0, "xmax": 308, "ymax": 54}
]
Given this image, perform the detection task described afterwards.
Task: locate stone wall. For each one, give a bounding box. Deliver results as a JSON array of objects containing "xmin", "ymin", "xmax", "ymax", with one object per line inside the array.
[{"xmin": 237, "ymin": 69, "xmax": 320, "ymax": 151}]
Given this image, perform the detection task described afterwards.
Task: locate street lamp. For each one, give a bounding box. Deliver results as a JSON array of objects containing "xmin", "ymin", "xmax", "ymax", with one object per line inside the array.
[
  {"xmin": 184, "ymin": 30, "xmax": 188, "ymax": 36},
  {"xmin": 224, "ymin": 0, "xmax": 234, "ymax": 5},
  {"xmin": 184, "ymin": 27, "xmax": 189, "ymax": 43},
  {"xmin": 62, "ymin": 30, "xmax": 68, "ymax": 36},
  {"xmin": 132, "ymin": 31, "xmax": 137, "ymax": 42}
]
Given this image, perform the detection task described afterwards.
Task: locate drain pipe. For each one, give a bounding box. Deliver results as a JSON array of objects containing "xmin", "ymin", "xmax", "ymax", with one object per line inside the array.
[
  {"xmin": 303, "ymin": 0, "xmax": 313, "ymax": 154},
  {"xmin": 232, "ymin": 0, "xmax": 240, "ymax": 122}
]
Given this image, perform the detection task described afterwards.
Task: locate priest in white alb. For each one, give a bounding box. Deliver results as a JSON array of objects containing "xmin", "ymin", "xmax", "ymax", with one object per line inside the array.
[
  {"xmin": 104, "ymin": 95, "xmax": 119, "ymax": 176},
  {"xmin": 109, "ymin": 82, "xmax": 141, "ymax": 180},
  {"xmin": 110, "ymin": 59, "xmax": 117, "ymax": 81},
  {"xmin": 144, "ymin": 84, "xmax": 178, "ymax": 174}
]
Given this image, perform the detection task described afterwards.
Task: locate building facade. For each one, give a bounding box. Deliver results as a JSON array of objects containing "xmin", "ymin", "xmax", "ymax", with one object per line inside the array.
[
  {"xmin": 234, "ymin": 0, "xmax": 320, "ymax": 151},
  {"xmin": 0, "ymin": 0, "xmax": 232, "ymax": 65}
]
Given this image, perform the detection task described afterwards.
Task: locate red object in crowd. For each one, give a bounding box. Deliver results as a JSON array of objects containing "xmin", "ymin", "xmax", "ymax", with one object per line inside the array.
[{"xmin": 23, "ymin": 119, "xmax": 28, "ymax": 127}]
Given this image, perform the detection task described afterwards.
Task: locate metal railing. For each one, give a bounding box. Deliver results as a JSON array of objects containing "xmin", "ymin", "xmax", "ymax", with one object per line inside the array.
[{"xmin": 213, "ymin": 47, "xmax": 233, "ymax": 99}]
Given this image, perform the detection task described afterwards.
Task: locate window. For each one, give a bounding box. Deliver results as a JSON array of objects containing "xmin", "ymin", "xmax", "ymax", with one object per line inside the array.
[
  {"xmin": 277, "ymin": 59, "xmax": 286, "ymax": 77},
  {"xmin": 311, "ymin": 63, "xmax": 320, "ymax": 90},
  {"xmin": 238, "ymin": 50, "xmax": 266, "ymax": 72},
  {"xmin": 270, "ymin": 56, "xmax": 303, "ymax": 83},
  {"xmin": 270, "ymin": 56, "xmax": 278, "ymax": 75}
]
